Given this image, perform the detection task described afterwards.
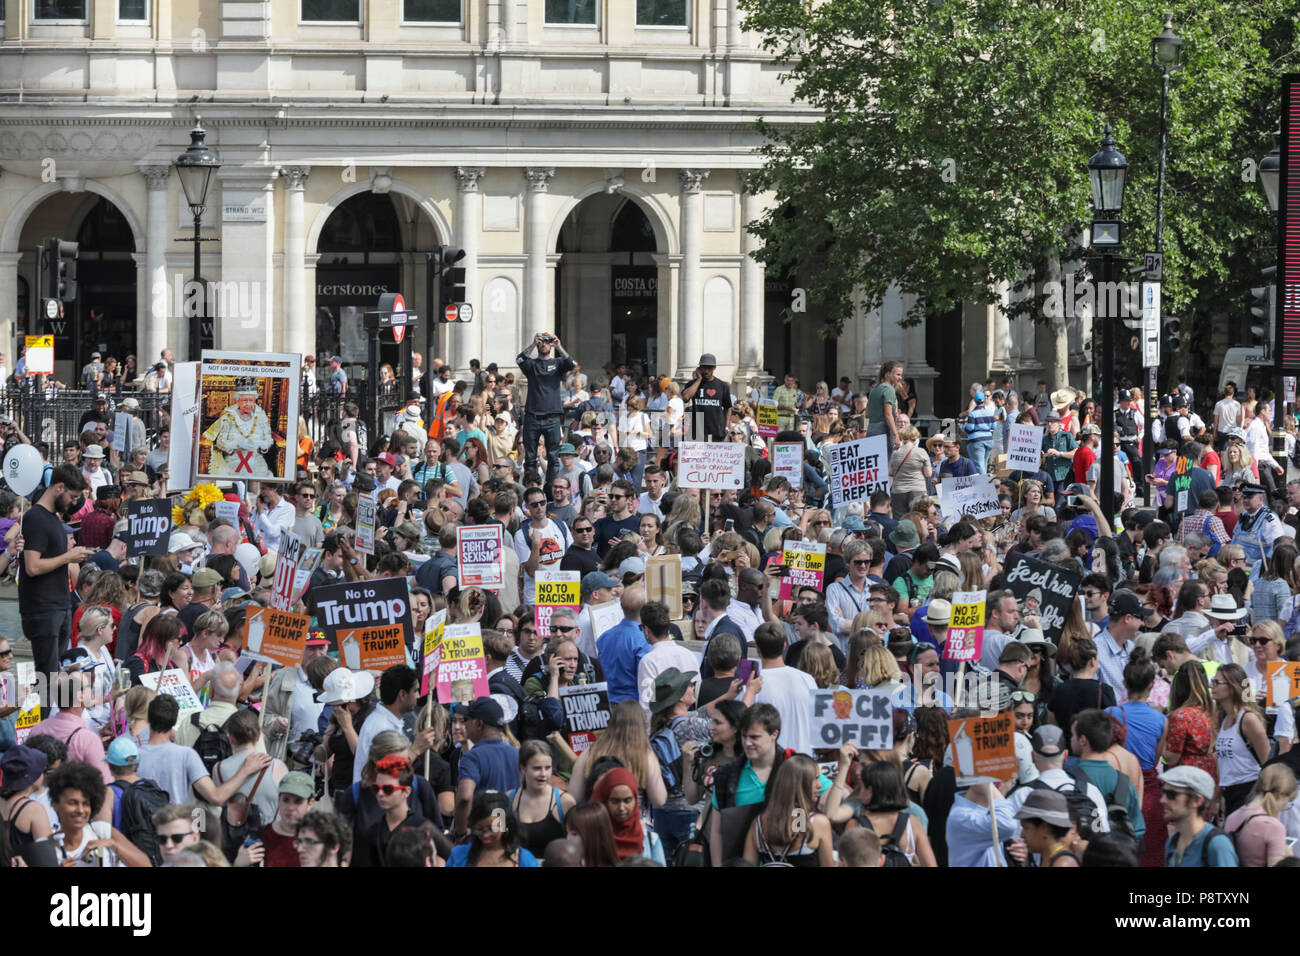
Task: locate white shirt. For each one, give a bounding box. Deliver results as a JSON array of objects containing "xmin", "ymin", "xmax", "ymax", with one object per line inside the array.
[
  {"xmin": 431, "ymin": 378, "xmax": 454, "ymax": 397},
  {"xmin": 81, "ymin": 466, "xmax": 110, "ymax": 495},
  {"xmin": 1246, "ymin": 416, "xmax": 1281, "ymax": 471},
  {"xmin": 637, "ymin": 491, "xmax": 667, "ymax": 519},
  {"xmin": 753, "ymin": 664, "xmax": 818, "ymax": 756},
  {"xmin": 253, "ymin": 498, "xmax": 296, "ymax": 553},
  {"xmin": 725, "ymin": 598, "xmax": 763, "ymax": 643},
  {"xmin": 513, "ymin": 518, "xmax": 569, "ymax": 597},
  {"xmin": 1214, "ymin": 398, "xmax": 1242, "ymax": 433},
  {"xmin": 637, "ymin": 641, "xmax": 700, "ymax": 718},
  {"xmin": 289, "ymin": 668, "xmax": 324, "ymax": 747},
  {"xmin": 353, "ymin": 704, "xmax": 405, "ymax": 784},
  {"xmin": 1007, "ymin": 766, "xmax": 1110, "ymax": 833}
]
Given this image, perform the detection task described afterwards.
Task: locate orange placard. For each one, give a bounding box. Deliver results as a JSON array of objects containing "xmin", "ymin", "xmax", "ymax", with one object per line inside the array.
[
  {"xmin": 1266, "ymin": 661, "xmax": 1300, "ymax": 707},
  {"xmin": 947, "ymin": 713, "xmax": 1017, "ymax": 783},
  {"xmin": 340, "ymin": 624, "xmax": 407, "ymax": 672},
  {"xmin": 242, "ymin": 606, "xmax": 310, "ymax": 668}
]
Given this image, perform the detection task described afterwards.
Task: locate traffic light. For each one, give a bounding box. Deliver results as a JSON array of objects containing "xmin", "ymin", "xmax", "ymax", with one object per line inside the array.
[
  {"xmin": 434, "ymin": 245, "xmax": 467, "ymax": 321},
  {"xmin": 46, "ymin": 239, "xmax": 78, "ymax": 302},
  {"xmin": 1163, "ymin": 315, "xmax": 1182, "ymax": 354},
  {"xmin": 1249, "ymin": 285, "xmax": 1273, "ymax": 342}
]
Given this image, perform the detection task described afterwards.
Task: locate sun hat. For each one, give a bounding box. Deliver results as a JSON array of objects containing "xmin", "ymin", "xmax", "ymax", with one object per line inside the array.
[
  {"xmin": 649, "ymin": 667, "xmax": 698, "ymax": 714},
  {"xmin": 316, "ymin": 667, "xmax": 376, "ymax": 706}
]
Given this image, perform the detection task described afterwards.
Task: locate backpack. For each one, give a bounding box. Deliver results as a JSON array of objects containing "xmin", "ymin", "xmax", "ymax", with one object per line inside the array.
[
  {"xmin": 215, "ymin": 758, "xmax": 270, "ymax": 863},
  {"xmin": 1101, "ymin": 770, "xmax": 1137, "ymax": 843},
  {"xmin": 109, "ymin": 778, "xmax": 169, "ymax": 866},
  {"xmin": 858, "ymin": 807, "xmax": 912, "ymax": 868},
  {"xmin": 191, "ymin": 713, "xmax": 233, "ymax": 777},
  {"xmin": 115, "ymin": 603, "xmax": 151, "ymax": 662},
  {"xmin": 650, "ymin": 722, "xmax": 684, "ymax": 794},
  {"xmin": 489, "ymin": 670, "xmax": 543, "ymax": 741},
  {"xmin": 1027, "ymin": 767, "xmax": 1107, "ymax": 840},
  {"xmin": 1197, "ymin": 514, "xmax": 1223, "ymax": 558}
]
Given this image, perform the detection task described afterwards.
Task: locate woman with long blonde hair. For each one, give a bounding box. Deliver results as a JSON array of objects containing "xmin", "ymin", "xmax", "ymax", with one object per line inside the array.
[
  {"xmin": 566, "ymin": 701, "xmax": 667, "ymax": 809},
  {"xmin": 1211, "ymin": 663, "xmax": 1271, "ymax": 816},
  {"xmin": 1223, "ymin": 764, "xmax": 1298, "ymax": 867}
]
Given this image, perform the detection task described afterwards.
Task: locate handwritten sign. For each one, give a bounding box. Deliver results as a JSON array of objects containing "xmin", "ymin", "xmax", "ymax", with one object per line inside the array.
[
  {"xmin": 125, "ymin": 498, "xmax": 172, "ymax": 557},
  {"xmin": 943, "ymin": 590, "xmax": 987, "ymax": 663},
  {"xmin": 241, "ymin": 606, "xmax": 310, "ymax": 667},
  {"xmin": 773, "ymin": 442, "xmax": 803, "ymax": 489},
  {"xmin": 436, "ymin": 623, "xmax": 488, "ymax": 704},
  {"xmin": 270, "ymin": 530, "xmax": 303, "ymax": 611},
  {"xmin": 140, "ymin": 669, "xmax": 203, "ymax": 718},
  {"xmin": 810, "ymin": 689, "xmax": 893, "ymax": 749},
  {"xmin": 1002, "ymin": 552, "xmax": 1080, "ymax": 643},
  {"xmin": 113, "ymin": 412, "xmax": 132, "ymax": 453},
  {"xmin": 779, "ymin": 540, "xmax": 826, "ymax": 600},
  {"xmin": 940, "ymin": 474, "xmax": 1001, "ymax": 523},
  {"xmin": 560, "ymin": 682, "xmax": 612, "ymax": 754},
  {"xmin": 457, "ymin": 525, "xmax": 504, "ymax": 590},
  {"xmin": 418, "ymin": 610, "xmax": 447, "ymax": 697},
  {"xmin": 827, "ymin": 434, "xmax": 890, "ymax": 507},
  {"xmin": 948, "ymin": 713, "xmax": 1017, "ymax": 784},
  {"xmin": 214, "ymin": 500, "xmax": 241, "ymax": 525},
  {"xmin": 1006, "ymin": 424, "xmax": 1044, "ymax": 474},
  {"xmin": 676, "ymin": 441, "xmax": 746, "ymax": 490},
  {"xmin": 341, "ymin": 624, "xmax": 408, "ymax": 672},
  {"xmin": 756, "ymin": 401, "xmax": 778, "ymax": 439},
  {"xmin": 1266, "ymin": 661, "xmax": 1300, "ymax": 707},
  {"xmin": 586, "ymin": 598, "xmax": 624, "ymax": 645},
  {"xmin": 355, "ymin": 491, "xmax": 377, "ymax": 555}
]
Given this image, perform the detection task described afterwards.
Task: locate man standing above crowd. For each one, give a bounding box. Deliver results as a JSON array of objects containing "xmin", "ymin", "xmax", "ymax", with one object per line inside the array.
[
  {"xmin": 681, "ymin": 353, "xmax": 732, "ymax": 442},
  {"xmin": 517, "ymin": 331, "xmax": 575, "ymax": 484}
]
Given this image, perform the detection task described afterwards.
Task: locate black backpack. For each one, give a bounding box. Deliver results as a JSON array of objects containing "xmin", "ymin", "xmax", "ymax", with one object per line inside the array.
[
  {"xmin": 191, "ymin": 713, "xmax": 233, "ymax": 777},
  {"xmin": 858, "ymin": 807, "xmax": 912, "ymax": 868},
  {"xmin": 109, "ymin": 778, "xmax": 169, "ymax": 866},
  {"xmin": 1026, "ymin": 767, "xmax": 1109, "ymax": 840},
  {"xmin": 1101, "ymin": 771, "xmax": 1137, "ymax": 843}
]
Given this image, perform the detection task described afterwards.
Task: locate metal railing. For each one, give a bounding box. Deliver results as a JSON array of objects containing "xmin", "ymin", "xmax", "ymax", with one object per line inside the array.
[{"xmin": 1, "ymin": 386, "xmax": 173, "ymax": 452}]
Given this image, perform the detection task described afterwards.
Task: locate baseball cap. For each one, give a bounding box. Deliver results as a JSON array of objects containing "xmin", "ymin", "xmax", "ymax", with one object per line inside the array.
[
  {"xmin": 376, "ymin": 452, "xmax": 398, "ymax": 467},
  {"xmin": 330, "ymin": 355, "xmax": 343, "ymax": 364},
  {"xmin": 305, "ymin": 629, "xmax": 331, "ymax": 647},
  {"xmin": 464, "ymin": 696, "xmax": 506, "ymax": 729},
  {"xmin": 191, "ymin": 567, "xmax": 223, "ymax": 589},
  {"xmin": 278, "ymin": 771, "xmax": 315, "ymax": 799},
  {"xmin": 1108, "ymin": 589, "xmax": 1144, "ymax": 619},
  {"xmin": 106, "ymin": 736, "xmax": 141, "ymax": 768},
  {"xmin": 582, "ymin": 571, "xmax": 620, "ymax": 594},
  {"xmin": 1080, "ymin": 424, "xmax": 1101, "ymax": 437},
  {"xmin": 1160, "ymin": 765, "xmax": 1215, "ymax": 801},
  {"xmin": 1030, "ymin": 725, "xmax": 1066, "ymax": 757}
]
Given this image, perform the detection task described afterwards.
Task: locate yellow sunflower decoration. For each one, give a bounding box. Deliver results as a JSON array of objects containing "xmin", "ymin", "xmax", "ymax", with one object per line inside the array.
[{"xmin": 172, "ymin": 483, "xmax": 226, "ymax": 527}]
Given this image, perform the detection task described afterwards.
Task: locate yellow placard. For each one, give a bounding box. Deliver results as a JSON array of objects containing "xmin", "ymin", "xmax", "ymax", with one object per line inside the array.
[
  {"xmin": 950, "ymin": 600, "xmax": 984, "ymax": 629},
  {"xmin": 536, "ymin": 577, "xmax": 581, "ymax": 607}
]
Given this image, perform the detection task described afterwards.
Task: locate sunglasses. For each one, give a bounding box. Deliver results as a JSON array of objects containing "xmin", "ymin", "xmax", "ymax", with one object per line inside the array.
[
  {"xmin": 850, "ymin": 559, "xmax": 871, "ymax": 567},
  {"xmin": 1010, "ymin": 691, "xmax": 1036, "ymax": 703},
  {"xmin": 574, "ymin": 526, "xmax": 594, "ymax": 533},
  {"xmin": 1160, "ymin": 788, "xmax": 1188, "ymax": 801},
  {"xmin": 159, "ymin": 832, "xmax": 194, "ymax": 845},
  {"xmin": 293, "ymin": 836, "xmax": 323, "ymax": 848},
  {"xmin": 371, "ymin": 783, "xmax": 411, "ymax": 796},
  {"xmin": 1249, "ymin": 636, "xmax": 1274, "ymax": 646},
  {"xmin": 553, "ymin": 625, "xmax": 577, "ymax": 634}
]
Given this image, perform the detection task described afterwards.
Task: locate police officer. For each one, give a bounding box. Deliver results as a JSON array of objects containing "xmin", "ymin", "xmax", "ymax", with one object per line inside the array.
[
  {"xmin": 1116, "ymin": 389, "xmax": 1144, "ymax": 486},
  {"xmin": 1231, "ymin": 482, "xmax": 1283, "ymax": 577}
]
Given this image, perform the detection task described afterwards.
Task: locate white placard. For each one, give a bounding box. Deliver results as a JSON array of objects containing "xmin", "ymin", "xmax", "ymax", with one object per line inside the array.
[
  {"xmin": 139, "ymin": 668, "xmax": 203, "ymax": 718},
  {"xmin": 827, "ymin": 434, "xmax": 890, "ymax": 508},
  {"xmin": 940, "ymin": 475, "xmax": 1001, "ymax": 523},
  {"xmin": 1005, "ymin": 423, "xmax": 1043, "ymax": 473},
  {"xmin": 167, "ymin": 362, "xmax": 199, "ymax": 493},
  {"xmin": 112, "ymin": 412, "xmax": 131, "ymax": 453},
  {"xmin": 773, "ymin": 442, "xmax": 803, "ymax": 489},
  {"xmin": 676, "ymin": 441, "xmax": 746, "ymax": 490}
]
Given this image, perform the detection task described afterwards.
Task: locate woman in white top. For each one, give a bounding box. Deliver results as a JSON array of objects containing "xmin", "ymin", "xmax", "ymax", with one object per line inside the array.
[
  {"xmin": 622, "ymin": 396, "xmax": 651, "ymax": 465},
  {"xmin": 660, "ymin": 381, "xmax": 684, "ymax": 465},
  {"xmin": 1244, "ymin": 620, "xmax": 1296, "ymax": 756},
  {"xmin": 49, "ymin": 761, "xmax": 150, "ymax": 867},
  {"xmin": 1212, "ymin": 663, "xmax": 1272, "ymax": 817},
  {"xmin": 213, "ymin": 709, "xmax": 289, "ymax": 824}
]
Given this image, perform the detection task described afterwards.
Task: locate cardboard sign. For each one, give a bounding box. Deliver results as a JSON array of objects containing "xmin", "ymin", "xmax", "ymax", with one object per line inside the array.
[
  {"xmin": 940, "ymin": 475, "xmax": 1001, "ymax": 523},
  {"xmin": 943, "ymin": 590, "xmax": 987, "ymax": 663},
  {"xmin": 1006, "ymin": 424, "xmax": 1043, "ymax": 473},
  {"xmin": 289, "ymin": 548, "xmax": 323, "ymax": 605},
  {"xmin": 113, "ymin": 412, "xmax": 132, "ymax": 453},
  {"xmin": 810, "ymin": 689, "xmax": 894, "ymax": 750},
  {"xmin": 167, "ymin": 361, "xmax": 199, "ymax": 493},
  {"xmin": 436, "ymin": 623, "xmax": 488, "ymax": 704},
  {"xmin": 536, "ymin": 569, "xmax": 581, "ymax": 607},
  {"xmin": 312, "ymin": 577, "xmax": 414, "ymax": 651},
  {"xmin": 418, "ymin": 610, "xmax": 447, "ymax": 697},
  {"xmin": 25, "ymin": 335, "xmax": 54, "ymax": 375},
  {"xmin": 354, "ymin": 492, "xmax": 377, "ymax": 555},
  {"xmin": 948, "ymin": 713, "xmax": 1017, "ymax": 784},
  {"xmin": 1266, "ymin": 661, "xmax": 1300, "ymax": 707},
  {"xmin": 560, "ymin": 682, "xmax": 612, "ymax": 754},
  {"xmin": 140, "ymin": 669, "xmax": 203, "ymax": 718},
  {"xmin": 242, "ymin": 606, "xmax": 310, "ymax": 667},
  {"xmin": 457, "ymin": 525, "xmax": 504, "ymax": 590},
  {"xmin": 779, "ymin": 540, "xmax": 827, "ymax": 600},
  {"xmin": 645, "ymin": 554, "xmax": 683, "ymax": 619},
  {"xmin": 270, "ymin": 530, "xmax": 303, "ymax": 611},
  {"xmin": 341, "ymin": 624, "xmax": 408, "ymax": 672},
  {"xmin": 1002, "ymin": 552, "xmax": 1081, "ymax": 643},
  {"xmin": 756, "ymin": 400, "xmax": 778, "ymax": 439},
  {"xmin": 676, "ymin": 441, "xmax": 746, "ymax": 490},
  {"xmin": 214, "ymin": 500, "xmax": 241, "ymax": 525},
  {"xmin": 827, "ymin": 434, "xmax": 890, "ymax": 507},
  {"xmin": 586, "ymin": 598, "xmax": 624, "ymax": 644},
  {"xmin": 124, "ymin": 498, "xmax": 173, "ymax": 558},
  {"xmin": 773, "ymin": 442, "xmax": 803, "ymax": 489}
]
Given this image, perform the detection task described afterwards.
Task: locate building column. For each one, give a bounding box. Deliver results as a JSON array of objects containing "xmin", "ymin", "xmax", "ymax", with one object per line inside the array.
[
  {"xmin": 676, "ymin": 168, "xmax": 709, "ymax": 377},
  {"xmin": 990, "ymin": 280, "xmax": 1014, "ymax": 373},
  {"xmin": 140, "ymin": 165, "xmax": 171, "ymax": 368},
  {"xmin": 738, "ymin": 182, "xmax": 765, "ymax": 378},
  {"xmin": 0, "ymin": 252, "xmax": 18, "ymax": 358},
  {"xmin": 216, "ymin": 168, "xmax": 277, "ymax": 353},
  {"xmin": 281, "ymin": 166, "xmax": 310, "ymax": 357},
  {"xmin": 727, "ymin": 0, "xmax": 742, "ymax": 48},
  {"xmin": 524, "ymin": 166, "xmax": 554, "ymax": 347},
  {"xmin": 452, "ymin": 166, "xmax": 485, "ymax": 376},
  {"xmin": 896, "ymin": 284, "xmax": 938, "ymax": 424},
  {"xmin": 854, "ymin": 286, "xmax": 880, "ymax": 392}
]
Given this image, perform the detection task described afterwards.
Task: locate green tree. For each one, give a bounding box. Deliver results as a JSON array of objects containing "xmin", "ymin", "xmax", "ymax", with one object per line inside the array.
[{"xmin": 739, "ymin": 0, "xmax": 1294, "ymax": 386}]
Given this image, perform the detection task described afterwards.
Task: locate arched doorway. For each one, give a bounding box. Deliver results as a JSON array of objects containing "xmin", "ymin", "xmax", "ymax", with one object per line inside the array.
[{"xmin": 556, "ymin": 194, "xmax": 664, "ymax": 377}]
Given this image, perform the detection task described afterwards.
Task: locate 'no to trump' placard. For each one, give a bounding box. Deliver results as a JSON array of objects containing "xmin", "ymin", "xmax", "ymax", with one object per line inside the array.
[
  {"xmin": 948, "ymin": 713, "xmax": 1017, "ymax": 784},
  {"xmin": 457, "ymin": 525, "xmax": 504, "ymax": 590},
  {"xmin": 810, "ymin": 689, "xmax": 894, "ymax": 750},
  {"xmin": 125, "ymin": 498, "xmax": 172, "ymax": 557},
  {"xmin": 779, "ymin": 540, "xmax": 826, "ymax": 600},
  {"xmin": 827, "ymin": 434, "xmax": 889, "ymax": 507},
  {"xmin": 676, "ymin": 441, "xmax": 746, "ymax": 489},
  {"xmin": 943, "ymin": 590, "xmax": 986, "ymax": 663}
]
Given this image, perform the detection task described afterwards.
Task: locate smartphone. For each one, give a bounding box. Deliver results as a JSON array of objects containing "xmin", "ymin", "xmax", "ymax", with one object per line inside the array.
[
  {"xmin": 777, "ymin": 564, "xmax": 791, "ymax": 578},
  {"xmin": 724, "ymin": 518, "xmax": 735, "ymax": 533},
  {"xmin": 1067, "ymin": 495, "xmax": 1079, "ymax": 507},
  {"xmin": 736, "ymin": 659, "xmax": 759, "ymax": 684}
]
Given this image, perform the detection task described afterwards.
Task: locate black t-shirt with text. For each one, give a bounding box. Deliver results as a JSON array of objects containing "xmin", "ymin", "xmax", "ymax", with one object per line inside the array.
[
  {"xmin": 689, "ymin": 377, "xmax": 733, "ymax": 441},
  {"xmin": 19, "ymin": 502, "xmax": 71, "ymax": 617}
]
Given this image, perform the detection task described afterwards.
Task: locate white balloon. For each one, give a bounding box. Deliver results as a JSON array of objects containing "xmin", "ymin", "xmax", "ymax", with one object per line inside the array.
[
  {"xmin": 3, "ymin": 444, "xmax": 45, "ymax": 497},
  {"xmin": 235, "ymin": 542, "xmax": 261, "ymax": 583}
]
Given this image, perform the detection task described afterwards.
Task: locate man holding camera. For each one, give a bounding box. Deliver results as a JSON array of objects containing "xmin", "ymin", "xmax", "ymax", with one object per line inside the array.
[{"xmin": 517, "ymin": 331, "xmax": 575, "ymax": 484}]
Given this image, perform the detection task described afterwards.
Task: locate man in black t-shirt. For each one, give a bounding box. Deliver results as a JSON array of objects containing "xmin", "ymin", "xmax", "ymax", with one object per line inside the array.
[
  {"xmin": 681, "ymin": 353, "xmax": 733, "ymax": 442},
  {"xmin": 516, "ymin": 331, "xmax": 576, "ymax": 484},
  {"xmin": 19, "ymin": 462, "xmax": 93, "ymax": 680}
]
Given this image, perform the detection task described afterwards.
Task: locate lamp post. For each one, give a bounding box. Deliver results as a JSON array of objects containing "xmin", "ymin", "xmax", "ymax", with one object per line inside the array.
[
  {"xmin": 1088, "ymin": 127, "xmax": 1128, "ymax": 525},
  {"xmin": 174, "ymin": 120, "xmax": 221, "ymax": 360},
  {"xmin": 1259, "ymin": 131, "xmax": 1288, "ymax": 476},
  {"xmin": 1146, "ymin": 13, "xmax": 1182, "ymax": 502}
]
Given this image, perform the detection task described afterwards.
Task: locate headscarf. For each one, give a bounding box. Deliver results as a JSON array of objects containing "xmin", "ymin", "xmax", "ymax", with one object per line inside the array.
[{"xmin": 591, "ymin": 767, "xmax": 644, "ymax": 861}]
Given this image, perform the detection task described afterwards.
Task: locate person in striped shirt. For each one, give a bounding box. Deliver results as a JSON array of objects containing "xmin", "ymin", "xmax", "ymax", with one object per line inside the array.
[{"xmin": 962, "ymin": 384, "xmax": 996, "ymax": 475}]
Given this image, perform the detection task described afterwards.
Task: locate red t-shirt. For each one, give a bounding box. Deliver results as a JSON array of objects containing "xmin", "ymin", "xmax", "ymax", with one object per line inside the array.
[
  {"xmin": 1073, "ymin": 444, "xmax": 1097, "ymax": 485},
  {"xmin": 1200, "ymin": 449, "xmax": 1222, "ymax": 483},
  {"xmin": 261, "ymin": 824, "xmax": 301, "ymax": 867}
]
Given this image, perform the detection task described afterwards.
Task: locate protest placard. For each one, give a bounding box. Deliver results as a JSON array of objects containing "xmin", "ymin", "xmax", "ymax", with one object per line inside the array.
[
  {"xmin": 340, "ymin": 623, "xmax": 408, "ymax": 672},
  {"xmin": 457, "ymin": 524, "xmax": 504, "ymax": 590},
  {"xmin": 354, "ymin": 492, "xmax": 377, "ymax": 555},
  {"xmin": 15, "ymin": 695, "xmax": 40, "ymax": 745},
  {"xmin": 560, "ymin": 682, "xmax": 612, "ymax": 753},
  {"xmin": 939, "ymin": 475, "xmax": 1001, "ymax": 523},
  {"xmin": 779, "ymin": 540, "xmax": 826, "ymax": 600},
  {"xmin": 756, "ymin": 400, "xmax": 778, "ymax": 439},
  {"xmin": 25, "ymin": 335, "xmax": 53, "ymax": 375},
  {"xmin": 125, "ymin": 498, "xmax": 172, "ymax": 557},
  {"xmin": 827, "ymin": 434, "xmax": 889, "ymax": 508},
  {"xmin": 536, "ymin": 569, "xmax": 581, "ymax": 639},
  {"xmin": 270, "ymin": 530, "xmax": 303, "ymax": 611},
  {"xmin": 1006, "ymin": 423, "xmax": 1044, "ymax": 474},
  {"xmin": 196, "ymin": 350, "xmax": 301, "ymax": 482},
  {"xmin": 214, "ymin": 500, "xmax": 241, "ymax": 525},
  {"xmin": 586, "ymin": 599, "xmax": 624, "ymax": 645},
  {"xmin": 1002, "ymin": 552, "xmax": 1081, "ymax": 643},
  {"xmin": 141, "ymin": 669, "xmax": 204, "ymax": 718},
  {"xmin": 418, "ymin": 610, "xmax": 447, "ymax": 697},
  {"xmin": 645, "ymin": 554, "xmax": 683, "ymax": 619},
  {"xmin": 241, "ymin": 606, "xmax": 310, "ymax": 667},
  {"xmin": 942, "ymin": 590, "xmax": 987, "ymax": 662},
  {"xmin": 1266, "ymin": 661, "xmax": 1300, "ymax": 707},
  {"xmin": 312, "ymin": 577, "xmax": 414, "ymax": 652},
  {"xmin": 113, "ymin": 412, "xmax": 131, "ymax": 453},
  {"xmin": 773, "ymin": 442, "xmax": 803, "ymax": 489},
  {"xmin": 289, "ymin": 548, "xmax": 323, "ymax": 605},
  {"xmin": 436, "ymin": 624, "xmax": 488, "ymax": 704},
  {"xmin": 676, "ymin": 441, "xmax": 746, "ymax": 489},
  {"xmin": 948, "ymin": 713, "xmax": 1017, "ymax": 784},
  {"xmin": 810, "ymin": 689, "xmax": 893, "ymax": 750}
]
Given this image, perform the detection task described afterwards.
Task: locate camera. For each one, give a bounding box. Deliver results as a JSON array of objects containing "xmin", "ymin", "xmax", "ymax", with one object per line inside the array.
[
  {"xmin": 291, "ymin": 730, "xmax": 323, "ymax": 768},
  {"xmin": 1231, "ymin": 622, "xmax": 1249, "ymax": 639}
]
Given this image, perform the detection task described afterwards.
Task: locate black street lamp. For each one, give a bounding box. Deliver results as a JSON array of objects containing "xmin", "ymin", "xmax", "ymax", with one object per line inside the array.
[
  {"xmin": 1088, "ymin": 127, "xmax": 1128, "ymax": 524},
  {"xmin": 174, "ymin": 120, "xmax": 221, "ymax": 359},
  {"xmin": 1144, "ymin": 14, "xmax": 1182, "ymax": 499}
]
